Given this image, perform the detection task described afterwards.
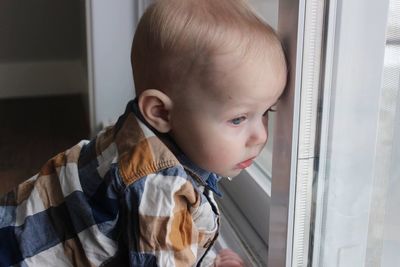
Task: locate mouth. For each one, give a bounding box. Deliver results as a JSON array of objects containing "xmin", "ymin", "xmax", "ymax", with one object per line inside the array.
[{"xmin": 236, "ymin": 157, "xmax": 256, "ymax": 169}]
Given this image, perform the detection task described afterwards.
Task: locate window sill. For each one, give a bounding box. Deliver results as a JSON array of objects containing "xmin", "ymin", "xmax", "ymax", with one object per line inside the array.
[
  {"xmin": 216, "ymin": 188, "xmax": 268, "ymax": 266},
  {"xmin": 216, "ymin": 166, "xmax": 272, "ymax": 266}
]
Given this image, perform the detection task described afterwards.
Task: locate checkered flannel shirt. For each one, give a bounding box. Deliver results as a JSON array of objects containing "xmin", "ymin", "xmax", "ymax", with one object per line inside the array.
[{"xmin": 0, "ymin": 100, "xmax": 222, "ymax": 267}]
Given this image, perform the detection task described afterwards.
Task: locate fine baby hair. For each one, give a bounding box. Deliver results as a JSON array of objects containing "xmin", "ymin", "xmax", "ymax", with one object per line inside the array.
[{"xmin": 131, "ymin": 0, "xmax": 287, "ymax": 96}]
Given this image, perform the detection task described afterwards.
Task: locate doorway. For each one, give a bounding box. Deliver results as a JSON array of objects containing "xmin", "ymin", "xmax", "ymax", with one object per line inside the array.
[{"xmin": 0, "ymin": 0, "xmax": 90, "ymax": 194}]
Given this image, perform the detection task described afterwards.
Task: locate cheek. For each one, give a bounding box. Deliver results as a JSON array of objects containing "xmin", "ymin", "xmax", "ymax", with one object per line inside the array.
[
  {"xmin": 174, "ymin": 117, "xmax": 245, "ymax": 171},
  {"xmin": 198, "ymin": 136, "xmax": 240, "ymax": 166}
]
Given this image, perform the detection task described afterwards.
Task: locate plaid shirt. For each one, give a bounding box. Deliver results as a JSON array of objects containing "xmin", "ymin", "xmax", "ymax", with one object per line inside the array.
[{"xmin": 0, "ymin": 100, "xmax": 222, "ymax": 267}]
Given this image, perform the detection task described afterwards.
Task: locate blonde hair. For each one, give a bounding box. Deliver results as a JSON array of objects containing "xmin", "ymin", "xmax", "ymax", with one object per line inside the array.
[{"xmin": 131, "ymin": 0, "xmax": 286, "ymax": 95}]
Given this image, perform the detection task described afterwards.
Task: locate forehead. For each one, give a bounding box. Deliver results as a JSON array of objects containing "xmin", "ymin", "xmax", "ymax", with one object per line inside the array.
[{"xmin": 205, "ymin": 49, "xmax": 286, "ymax": 107}]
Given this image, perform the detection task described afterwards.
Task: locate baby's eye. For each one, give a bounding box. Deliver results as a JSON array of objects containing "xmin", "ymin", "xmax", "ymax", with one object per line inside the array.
[{"xmin": 229, "ymin": 116, "xmax": 247, "ymax": 126}]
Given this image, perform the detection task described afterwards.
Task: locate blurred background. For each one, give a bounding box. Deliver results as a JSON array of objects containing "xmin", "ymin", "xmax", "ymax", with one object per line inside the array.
[
  {"xmin": 0, "ymin": 0, "xmax": 138, "ymax": 194},
  {"xmin": 0, "ymin": 0, "xmax": 89, "ymax": 193}
]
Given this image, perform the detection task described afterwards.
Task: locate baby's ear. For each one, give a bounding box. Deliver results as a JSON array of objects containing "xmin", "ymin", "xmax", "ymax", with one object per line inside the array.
[{"xmin": 138, "ymin": 89, "xmax": 173, "ymax": 133}]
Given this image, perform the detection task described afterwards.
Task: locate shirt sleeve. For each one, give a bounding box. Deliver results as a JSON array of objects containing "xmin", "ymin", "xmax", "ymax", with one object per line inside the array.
[{"xmin": 123, "ymin": 167, "xmax": 218, "ymax": 267}]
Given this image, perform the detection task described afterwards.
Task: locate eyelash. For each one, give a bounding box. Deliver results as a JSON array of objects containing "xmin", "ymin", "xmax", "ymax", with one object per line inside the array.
[
  {"xmin": 228, "ymin": 107, "xmax": 277, "ymax": 126},
  {"xmin": 229, "ymin": 116, "xmax": 247, "ymax": 126}
]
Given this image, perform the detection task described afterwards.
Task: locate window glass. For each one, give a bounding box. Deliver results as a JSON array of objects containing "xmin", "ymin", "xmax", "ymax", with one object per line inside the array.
[{"xmin": 314, "ymin": 1, "xmax": 400, "ymax": 266}]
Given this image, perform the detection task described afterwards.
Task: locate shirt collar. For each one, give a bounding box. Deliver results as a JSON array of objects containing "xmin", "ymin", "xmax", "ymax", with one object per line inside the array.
[{"xmin": 128, "ymin": 98, "xmax": 223, "ymax": 197}]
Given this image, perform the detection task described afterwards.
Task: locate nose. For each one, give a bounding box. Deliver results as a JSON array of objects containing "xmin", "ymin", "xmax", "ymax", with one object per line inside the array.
[{"xmin": 246, "ymin": 120, "xmax": 268, "ymax": 147}]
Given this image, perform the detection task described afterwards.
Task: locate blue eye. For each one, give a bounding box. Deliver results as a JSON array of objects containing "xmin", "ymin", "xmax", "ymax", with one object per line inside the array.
[{"xmin": 230, "ymin": 116, "xmax": 246, "ymax": 125}]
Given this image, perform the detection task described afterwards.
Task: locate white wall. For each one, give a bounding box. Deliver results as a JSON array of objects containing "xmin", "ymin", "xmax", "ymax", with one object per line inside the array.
[{"xmin": 88, "ymin": 0, "xmax": 138, "ymax": 132}]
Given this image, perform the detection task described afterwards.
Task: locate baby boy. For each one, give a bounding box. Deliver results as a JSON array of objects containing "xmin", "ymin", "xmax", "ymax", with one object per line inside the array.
[{"xmin": 0, "ymin": 0, "xmax": 287, "ymax": 266}]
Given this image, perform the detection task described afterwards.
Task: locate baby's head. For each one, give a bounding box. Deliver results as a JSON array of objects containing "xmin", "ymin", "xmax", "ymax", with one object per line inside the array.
[{"xmin": 131, "ymin": 0, "xmax": 287, "ymax": 177}]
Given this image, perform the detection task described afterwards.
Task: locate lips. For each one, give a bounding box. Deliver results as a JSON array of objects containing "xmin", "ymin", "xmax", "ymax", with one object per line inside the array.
[{"xmin": 236, "ymin": 157, "xmax": 256, "ymax": 169}]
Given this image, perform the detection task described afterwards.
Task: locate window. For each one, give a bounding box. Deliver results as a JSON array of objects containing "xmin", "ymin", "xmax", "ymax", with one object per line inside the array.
[
  {"xmin": 312, "ymin": 0, "xmax": 400, "ymax": 266},
  {"xmin": 264, "ymin": 0, "xmax": 400, "ymax": 265}
]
